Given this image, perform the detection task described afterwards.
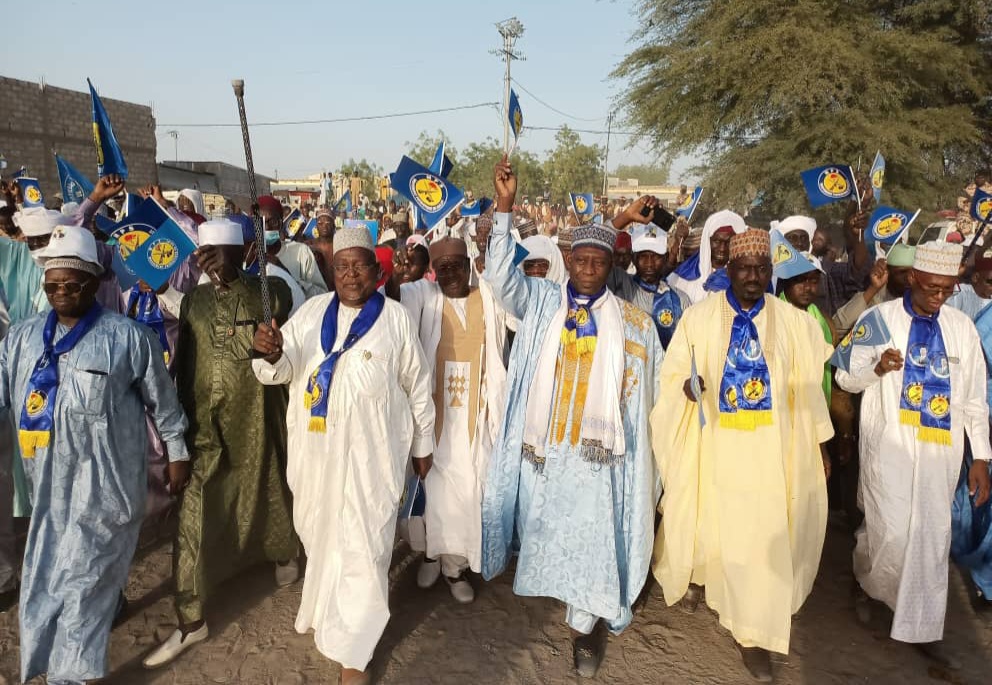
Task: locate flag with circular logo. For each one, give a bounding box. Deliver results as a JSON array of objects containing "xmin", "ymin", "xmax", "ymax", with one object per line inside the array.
[
  {"xmin": 868, "ymin": 205, "xmax": 919, "ymax": 245},
  {"xmin": 971, "ymin": 187, "xmax": 992, "ymax": 224},
  {"xmin": 800, "ymin": 164, "xmax": 856, "ymax": 208},
  {"xmin": 390, "ymin": 155, "xmax": 465, "ymax": 229}
]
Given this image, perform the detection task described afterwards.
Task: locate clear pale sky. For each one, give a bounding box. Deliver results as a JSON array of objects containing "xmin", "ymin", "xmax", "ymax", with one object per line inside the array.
[{"xmin": 1, "ymin": 0, "xmax": 688, "ymax": 181}]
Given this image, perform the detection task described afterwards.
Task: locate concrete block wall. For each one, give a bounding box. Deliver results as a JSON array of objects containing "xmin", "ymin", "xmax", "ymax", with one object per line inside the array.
[{"xmin": 0, "ymin": 76, "xmax": 157, "ymax": 202}]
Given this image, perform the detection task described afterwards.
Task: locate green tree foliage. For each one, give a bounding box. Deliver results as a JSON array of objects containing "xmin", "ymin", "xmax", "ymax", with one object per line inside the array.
[
  {"xmin": 613, "ymin": 0, "xmax": 992, "ymax": 218},
  {"xmin": 612, "ymin": 163, "xmax": 671, "ymax": 186},
  {"xmin": 543, "ymin": 126, "xmax": 604, "ymax": 203},
  {"xmin": 336, "ymin": 157, "xmax": 384, "ymax": 201}
]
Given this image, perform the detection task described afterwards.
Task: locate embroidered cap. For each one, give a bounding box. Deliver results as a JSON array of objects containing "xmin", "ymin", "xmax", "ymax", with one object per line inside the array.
[
  {"xmin": 729, "ymin": 229, "xmax": 771, "ymax": 261},
  {"xmin": 334, "ymin": 226, "xmax": 375, "ymax": 255},
  {"xmin": 571, "ymin": 222, "xmax": 617, "ymax": 254},
  {"xmin": 913, "ymin": 240, "xmax": 962, "ymax": 277},
  {"xmin": 38, "ymin": 226, "xmax": 103, "ymax": 276}
]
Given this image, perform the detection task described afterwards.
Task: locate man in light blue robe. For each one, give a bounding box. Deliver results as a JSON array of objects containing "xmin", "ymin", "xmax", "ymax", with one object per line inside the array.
[
  {"xmin": 0, "ymin": 283, "xmax": 14, "ymax": 609},
  {"xmin": 0, "ymin": 226, "xmax": 189, "ymax": 685},
  {"xmin": 481, "ymin": 160, "xmax": 661, "ymax": 678}
]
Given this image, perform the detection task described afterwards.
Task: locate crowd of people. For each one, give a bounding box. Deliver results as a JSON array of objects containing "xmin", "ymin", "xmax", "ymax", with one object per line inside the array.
[{"xmin": 0, "ymin": 156, "xmax": 990, "ymax": 685}]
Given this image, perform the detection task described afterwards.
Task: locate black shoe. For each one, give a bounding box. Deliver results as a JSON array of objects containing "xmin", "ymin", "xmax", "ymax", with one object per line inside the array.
[
  {"xmin": 738, "ymin": 645, "xmax": 773, "ymax": 682},
  {"xmin": 679, "ymin": 584, "xmax": 703, "ymax": 614},
  {"xmin": 914, "ymin": 641, "xmax": 961, "ymax": 670},
  {"xmin": 0, "ymin": 585, "xmax": 17, "ymax": 614},
  {"xmin": 573, "ymin": 624, "xmax": 606, "ymax": 678}
]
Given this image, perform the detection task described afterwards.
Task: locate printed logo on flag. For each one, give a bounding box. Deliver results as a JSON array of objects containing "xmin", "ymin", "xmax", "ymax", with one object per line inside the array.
[
  {"xmin": 25, "ymin": 390, "xmax": 47, "ymax": 417},
  {"xmin": 147, "ymin": 237, "xmax": 179, "ymax": 270},
  {"xmin": 117, "ymin": 228, "xmax": 153, "ymax": 258},
  {"xmin": 854, "ymin": 322, "xmax": 875, "ymax": 343},
  {"xmin": 871, "ymin": 167, "xmax": 885, "ymax": 192},
  {"xmin": 874, "ymin": 213, "xmax": 905, "ymax": 239},
  {"xmin": 818, "ymin": 167, "xmax": 851, "ymax": 199},
  {"xmin": 574, "ymin": 195, "xmax": 589, "ymax": 213},
  {"xmin": 679, "ymin": 194, "xmax": 695, "ymax": 211},
  {"xmin": 410, "ymin": 173, "xmax": 447, "ymax": 211},
  {"xmin": 978, "ymin": 196, "xmax": 992, "ymax": 222},
  {"xmin": 773, "ymin": 242, "xmax": 794, "ymax": 265},
  {"xmin": 24, "ymin": 185, "xmax": 42, "ymax": 204}
]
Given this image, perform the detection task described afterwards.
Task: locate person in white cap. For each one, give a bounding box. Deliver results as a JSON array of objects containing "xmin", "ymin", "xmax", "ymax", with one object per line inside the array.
[
  {"xmin": 144, "ymin": 219, "xmax": 298, "ymax": 669},
  {"xmin": 836, "ymin": 241, "xmax": 991, "ymax": 669},
  {"xmin": 0, "ymin": 225, "xmax": 188, "ymax": 685},
  {"xmin": 667, "ymin": 208, "xmax": 748, "ymax": 305},
  {"xmin": 397, "ymin": 236, "xmax": 508, "ymax": 605},
  {"xmin": 251, "ymin": 226, "xmax": 435, "ymax": 685},
  {"xmin": 482, "ymin": 159, "xmax": 661, "ymax": 678}
]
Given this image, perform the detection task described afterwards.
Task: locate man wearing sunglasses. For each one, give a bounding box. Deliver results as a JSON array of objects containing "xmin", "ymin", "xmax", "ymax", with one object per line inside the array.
[
  {"xmin": 0, "ymin": 226, "xmax": 188, "ymax": 685},
  {"xmin": 837, "ymin": 240, "xmax": 992, "ymax": 670}
]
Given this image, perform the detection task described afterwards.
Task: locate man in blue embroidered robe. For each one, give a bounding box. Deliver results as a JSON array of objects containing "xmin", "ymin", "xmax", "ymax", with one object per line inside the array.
[
  {"xmin": 481, "ymin": 159, "xmax": 662, "ymax": 678},
  {"xmin": 0, "ymin": 226, "xmax": 188, "ymax": 685}
]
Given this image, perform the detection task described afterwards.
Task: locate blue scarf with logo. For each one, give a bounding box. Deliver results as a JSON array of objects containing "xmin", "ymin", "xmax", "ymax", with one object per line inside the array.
[
  {"xmin": 305, "ymin": 292, "xmax": 385, "ymax": 432},
  {"xmin": 562, "ymin": 283, "xmax": 606, "ymax": 356},
  {"xmin": 126, "ymin": 285, "xmax": 170, "ymax": 364},
  {"xmin": 633, "ymin": 276, "xmax": 682, "ymax": 349},
  {"xmin": 899, "ymin": 293, "xmax": 952, "ymax": 445},
  {"xmin": 19, "ymin": 303, "xmax": 103, "ymax": 456},
  {"xmin": 718, "ymin": 290, "xmax": 773, "ymax": 430}
]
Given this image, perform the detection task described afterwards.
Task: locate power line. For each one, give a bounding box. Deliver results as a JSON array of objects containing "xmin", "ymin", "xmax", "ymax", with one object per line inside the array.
[
  {"xmin": 528, "ymin": 124, "xmax": 642, "ymax": 136},
  {"xmin": 157, "ymin": 102, "xmax": 499, "ymax": 128},
  {"xmin": 510, "ymin": 78, "xmax": 606, "ymax": 123}
]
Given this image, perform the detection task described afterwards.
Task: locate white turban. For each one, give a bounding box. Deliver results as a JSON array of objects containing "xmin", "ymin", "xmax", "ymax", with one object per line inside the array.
[
  {"xmin": 198, "ymin": 219, "xmax": 243, "ymax": 246},
  {"xmin": 698, "ymin": 210, "xmax": 747, "ymax": 277},
  {"xmin": 179, "ymin": 189, "xmax": 205, "ymax": 216},
  {"xmin": 519, "ymin": 235, "xmax": 566, "ymax": 285},
  {"xmin": 15, "ymin": 207, "xmax": 71, "ymax": 237},
  {"xmin": 779, "ymin": 215, "xmax": 817, "ymax": 242}
]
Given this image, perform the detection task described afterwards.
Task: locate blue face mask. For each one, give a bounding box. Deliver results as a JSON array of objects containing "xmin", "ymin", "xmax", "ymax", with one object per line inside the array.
[{"xmin": 264, "ymin": 230, "xmax": 281, "ymax": 247}]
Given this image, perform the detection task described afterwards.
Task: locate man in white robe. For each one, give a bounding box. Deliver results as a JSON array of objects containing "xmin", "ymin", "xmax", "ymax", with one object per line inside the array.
[
  {"xmin": 399, "ymin": 237, "xmax": 507, "ymax": 603},
  {"xmin": 252, "ymin": 226, "xmax": 435, "ymax": 685},
  {"xmin": 837, "ymin": 241, "xmax": 991, "ymax": 669}
]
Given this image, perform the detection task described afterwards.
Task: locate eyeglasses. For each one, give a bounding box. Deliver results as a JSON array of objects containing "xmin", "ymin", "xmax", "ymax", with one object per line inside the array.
[
  {"xmin": 917, "ymin": 283, "xmax": 960, "ymax": 297},
  {"xmin": 43, "ymin": 280, "xmax": 89, "ymax": 295},
  {"xmin": 331, "ymin": 263, "xmax": 377, "ymax": 276},
  {"xmin": 434, "ymin": 262, "xmax": 467, "ymax": 275}
]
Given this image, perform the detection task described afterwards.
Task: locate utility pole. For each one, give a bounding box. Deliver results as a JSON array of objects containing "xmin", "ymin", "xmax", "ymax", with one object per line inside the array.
[
  {"xmin": 166, "ymin": 130, "xmax": 179, "ymax": 162},
  {"xmin": 492, "ymin": 18, "xmax": 525, "ymax": 154},
  {"xmin": 602, "ymin": 112, "xmax": 613, "ymax": 197}
]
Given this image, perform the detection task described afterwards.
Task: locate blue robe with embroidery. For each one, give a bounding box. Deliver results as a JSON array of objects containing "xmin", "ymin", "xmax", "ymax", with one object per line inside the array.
[
  {"xmin": 481, "ymin": 212, "xmax": 662, "ymax": 633},
  {"xmin": 0, "ymin": 309, "xmax": 188, "ymax": 683}
]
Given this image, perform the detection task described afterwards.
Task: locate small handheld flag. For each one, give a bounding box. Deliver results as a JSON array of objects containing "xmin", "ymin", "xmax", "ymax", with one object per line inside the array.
[
  {"xmin": 570, "ymin": 192, "xmax": 595, "ymax": 218},
  {"xmin": 109, "ymin": 197, "xmax": 183, "ymax": 256},
  {"xmin": 124, "ymin": 218, "xmax": 197, "ymax": 290},
  {"xmin": 429, "ymin": 141, "xmax": 454, "ymax": 179},
  {"xmin": 54, "ymin": 155, "xmax": 94, "ymax": 205},
  {"xmin": 690, "ymin": 345, "xmax": 705, "ymax": 428},
  {"xmin": 800, "ymin": 164, "xmax": 856, "ymax": 208},
  {"xmin": 971, "ymin": 187, "xmax": 992, "ymax": 224},
  {"xmin": 16, "ymin": 178, "xmax": 45, "ymax": 208},
  {"xmin": 284, "ymin": 208, "xmax": 304, "ymax": 236},
  {"xmin": 87, "ymin": 78, "xmax": 128, "ymax": 179},
  {"xmin": 507, "ymin": 89, "xmax": 523, "ymax": 152},
  {"xmin": 867, "ymin": 206, "xmax": 919, "ymax": 245},
  {"xmin": 770, "ymin": 229, "xmax": 817, "ymax": 280},
  {"xmin": 676, "ymin": 187, "xmax": 703, "ymax": 221},
  {"xmin": 830, "ymin": 308, "xmax": 892, "ymax": 373},
  {"xmin": 298, "ymin": 217, "xmax": 318, "ymax": 240},
  {"xmin": 121, "ymin": 192, "xmax": 142, "ymax": 219},
  {"xmin": 334, "ymin": 190, "xmax": 352, "ymax": 214},
  {"xmin": 870, "ymin": 152, "xmax": 885, "ymax": 203},
  {"xmin": 391, "ymin": 156, "xmax": 465, "ymax": 230}
]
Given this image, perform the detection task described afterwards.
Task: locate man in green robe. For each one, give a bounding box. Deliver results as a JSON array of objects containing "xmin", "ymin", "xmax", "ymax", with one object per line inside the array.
[{"xmin": 144, "ymin": 218, "xmax": 298, "ymax": 668}]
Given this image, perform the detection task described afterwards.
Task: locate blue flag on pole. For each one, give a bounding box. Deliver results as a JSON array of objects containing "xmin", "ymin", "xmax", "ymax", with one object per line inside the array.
[
  {"xmin": 770, "ymin": 229, "xmax": 817, "ymax": 280},
  {"xmin": 16, "ymin": 178, "xmax": 45, "ymax": 208},
  {"xmin": 676, "ymin": 186, "xmax": 703, "ymax": 220},
  {"xmin": 122, "ymin": 192, "xmax": 142, "ymax": 219},
  {"xmin": 109, "ymin": 197, "xmax": 183, "ymax": 256},
  {"xmin": 570, "ymin": 192, "xmax": 595, "ymax": 217},
  {"xmin": 87, "ymin": 78, "xmax": 128, "ymax": 179},
  {"xmin": 867, "ymin": 206, "xmax": 919, "ymax": 245},
  {"xmin": 391, "ymin": 155, "xmax": 465, "ymax": 229},
  {"xmin": 429, "ymin": 141, "xmax": 454, "ymax": 179},
  {"xmin": 971, "ymin": 187, "xmax": 992, "ymax": 224},
  {"xmin": 870, "ymin": 151, "xmax": 886, "ymax": 203},
  {"xmin": 830, "ymin": 308, "xmax": 892, "ymax": 373},
  {"xmin": 508, "ymin": 89, "xmax": 523, "ymax": 141},
  {"xmin": 124, "ymin": 218, "xmax": 196, "ymax": 290},
  {"xmin": 54, "ymin": 155, "xmax": 94, "ymax": 205},
  {"xmin": 800, "ymin": 164, "xmax": 856, "ymax": 208},
  {"xmin": 298, "ymin": 217, "xmax": 318, "ymax": 240},
  {"xmin": 334, "ymin": 190, "xmax": 352, "ymax": 214},
  {"xmin": 284, "ymin": 209, "xmax": 305, "ymax": 237}
]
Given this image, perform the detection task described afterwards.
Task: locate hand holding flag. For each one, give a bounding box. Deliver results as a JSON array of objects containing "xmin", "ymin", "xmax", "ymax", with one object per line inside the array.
[{"xmin": 507, "ymin": 89, "xmax": 523, "ymax": 155}]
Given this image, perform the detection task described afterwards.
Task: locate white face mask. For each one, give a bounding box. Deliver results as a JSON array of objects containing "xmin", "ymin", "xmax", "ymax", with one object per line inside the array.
[{"xmin": 264, "ymin": 230, "xmax": 281, "ymax": 247}]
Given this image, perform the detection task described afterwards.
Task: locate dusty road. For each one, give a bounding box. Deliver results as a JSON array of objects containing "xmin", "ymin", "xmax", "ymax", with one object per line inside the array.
[{"xmin": 1, "ymin": 518, "xmax": 990, "ymax": 684}]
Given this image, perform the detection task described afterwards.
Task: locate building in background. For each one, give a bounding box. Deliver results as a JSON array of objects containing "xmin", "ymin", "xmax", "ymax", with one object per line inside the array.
[
  {"xmin": 606, "ymin": 177, "xmax": 682, "ymax": 208},
  {"xmin": 158, "ymin": 161, "xmax": 273, "ymax": 215}
]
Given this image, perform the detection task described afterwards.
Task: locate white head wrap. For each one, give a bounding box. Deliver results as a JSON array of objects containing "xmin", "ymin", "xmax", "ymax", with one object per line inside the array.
[
  {"xmin": 698, "ymin": 210, "xmax": 747, "ymax": 277},
  {"xmin": 198, "ymin": 219, "xmax": 243, "ymax": 246},
  {"xmin": 179, "ymin": 189, "xmax": 205, "ymax": 216},
  {"xmin": 779, "ymin": 215, "xmax": 817, "ymax": 243},
  {"xmin": 14, "ymin": 207, "xmax": 71, "ymax": 237},
  {"xmin": 519, "ymin": 235, "xmax": 566, "ymax": 285}
]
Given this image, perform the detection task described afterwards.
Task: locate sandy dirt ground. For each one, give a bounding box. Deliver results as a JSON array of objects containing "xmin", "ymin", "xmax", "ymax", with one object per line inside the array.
[{"xmin": 1, "ymin": 517, "xmax": 991, "ymax": 685}]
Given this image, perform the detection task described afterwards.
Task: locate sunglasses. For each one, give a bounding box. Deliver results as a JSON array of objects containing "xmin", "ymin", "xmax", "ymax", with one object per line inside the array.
[{"xmin": 44, "ymin": 280, "xmax": 89, "ymax": 295}]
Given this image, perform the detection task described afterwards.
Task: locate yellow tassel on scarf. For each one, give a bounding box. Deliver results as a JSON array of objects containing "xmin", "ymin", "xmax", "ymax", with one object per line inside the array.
[
  {"xmin": 917, "ymin": 426, "xmax": 952, "ymax": 446},
  {"xmin": 899, "ymin": 408, "xmax": 921, "ymax": 427},
  {"xmin": 718, "ymin": 410, "xmax": 773, "ymax": 431},
  {"xmin": 308, "ymin": 416, "xmax": 327, "ymax": 433},
  {"xmin": 18, "ymin": 429, "xmax": 49, "ymax": 458}
]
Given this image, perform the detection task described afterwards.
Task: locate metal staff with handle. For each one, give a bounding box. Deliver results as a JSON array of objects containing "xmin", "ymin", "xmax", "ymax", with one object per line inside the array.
[{"xmin": 231, "ymin": 79, "xmax": 272, "ymax": 323}]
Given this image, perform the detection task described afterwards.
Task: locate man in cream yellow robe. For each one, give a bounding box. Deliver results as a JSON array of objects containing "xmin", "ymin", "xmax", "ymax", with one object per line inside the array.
[{"xmin": 652, "ymin": 229, "xmax": 832, "ymax": 679}]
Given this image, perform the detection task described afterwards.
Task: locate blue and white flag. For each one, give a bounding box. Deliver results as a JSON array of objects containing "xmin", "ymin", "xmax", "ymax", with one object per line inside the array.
[
  {"xmin": 508, "ymin": 89, "xmax": 523, "ymax": 142},
  {"xmin": 284, "ymin": 208, "xmax": 305, "ymax": 236},
  {"xmin": 870, "ymin": 151, "xmax": 885, "ymax": 203},
  {"xmin": 391, "ymin": 155, "xmax": 465, "ymax": 230},
  {"xmin": 830, "ymin": 308, "xmax": 892, "ymax": 373},
  {"xmin": 800, "ymin": 164, "xmax": 856, "ymax": 208},
  {"xmin": 770, "ymin": 229, "xmax": 817, "ymax": 280},
  {"xmin": 570, "ymin": 192, "xmax": 595, "ymax": 217},
  {"xmin": 334, "ymin": 189, "xmax": 352, "ymax": 214},
  {"xmin": 88, "ymin": 78, "xmax": 128, "ymax": 179},
  {"xmin": 298, "ymin": 217, "xmax": 318, "ymax": 240},
  {"xmin": 429, "ymin": 141, "xmax": 454, "ymax": 179},
  {"xmin": 675, "ymin": 186, "xmax": 703, "ymax": 220},
  {"xmin": 121, "ymin": 192, "xmax": 142, "ymax": 219},
  {"xmin": 54, "ymin": 155, "xmax": 94, "ymax": 205},
  {"xmin": 109, "ymin": 197, "xmax": 183, "ymax": 257},
  {"xmin": 868, "ymin": 205, "xmax": 919, "ymax": 245},
  {"xmin": 124, "ymin": 217, "xmax": 196, "ymax": 290},
  {"xmin": 971, "ymin": 187, "xmax": 992, "ymax": 224},
  {"xmin": 16, "ymin": 178, "xmax": 45, "ymax": 208}
]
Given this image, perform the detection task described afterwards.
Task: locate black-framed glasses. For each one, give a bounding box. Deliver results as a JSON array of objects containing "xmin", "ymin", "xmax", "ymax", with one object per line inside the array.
[
  {"xmin": 331, "ymin": 263, "xmax": 377, "ymax": 276},
  {"xmin": 43, "ymin": 280, "xmax": 89, "ymax": 295}
]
